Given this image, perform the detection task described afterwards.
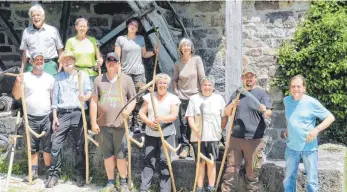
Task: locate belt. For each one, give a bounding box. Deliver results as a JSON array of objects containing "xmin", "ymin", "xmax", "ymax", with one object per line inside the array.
[
  {"xmin": 44, "ymin": 58, "xmax": 57, "ymax": 63},
  {"xmin": 58, "ymin": 108, "xmax": 81, "ymax": 113}
]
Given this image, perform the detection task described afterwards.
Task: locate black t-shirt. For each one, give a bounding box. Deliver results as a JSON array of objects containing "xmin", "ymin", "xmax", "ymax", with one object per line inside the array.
[{"xmin": 227, "ymin": 87, "xmax": 272, "ymax": 139}]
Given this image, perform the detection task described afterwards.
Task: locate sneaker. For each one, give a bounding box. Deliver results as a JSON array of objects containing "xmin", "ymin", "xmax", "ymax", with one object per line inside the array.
[
  {"xmin": 196, "ymin": 187, "xmax": 204, "ymax": 192},
  {"xmin": 23, "ymin": 171, "xmax": 38, "ymax": 182},
  {"xmin": 45, "ymin": 176, "xmax": 59, "ymax": 188},
  {"xmin": 77, "ymin": 175, "xmax": 86, "ymax": 187},
  {"xmin": 119, "ymin": 183, "xmax": 130, "ymax": 192},
  {"xmin": 205, "ymin": 186, "xmax": 216, "ymax": 192},
  {"xmin": 102, "ymin": 183, "xmax": 116, "ymax": 192},
  {"xmin": 179, "ymin": 148, "xmax": 189, "ymax": 159}
]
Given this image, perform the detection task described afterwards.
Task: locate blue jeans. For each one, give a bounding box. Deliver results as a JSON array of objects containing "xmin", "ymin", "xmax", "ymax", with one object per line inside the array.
[{"xmin": 283, "ymin": 147, "xmax": 318, "ymax": 192}]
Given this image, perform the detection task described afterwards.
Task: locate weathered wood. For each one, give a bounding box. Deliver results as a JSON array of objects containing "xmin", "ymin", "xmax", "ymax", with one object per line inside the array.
[
  {"xmin": 98, "ymin": 4, "xmax": 155, "ymax": 47},
  {"xmin": 225, "ymin": 0, "xmax": 242, "ymax": 100},
  {"xmin": 0, "ymin": 12, "xmax": 21, "ymax": 51},
  {"xmin": 59, "ymin": 1, "xmax": 72, "ymax": 44},
  {"xmin": 127, "ymin": 1, "xmax": 179, "ymax": 77}
]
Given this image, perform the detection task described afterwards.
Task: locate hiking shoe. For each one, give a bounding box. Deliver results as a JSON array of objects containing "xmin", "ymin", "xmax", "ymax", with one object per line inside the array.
[
  {"xmin": 23, "ymin": 171, "xmax": 38, "ymax": 182},
  {"xmin": 179, "ymin": 148, "xmax": 189, "ymax": 159},
  {"xmin": 119, "ymin": 183, "xmax": 130, "ymax": 192},
  {"xmin": 205, "ymin": 186, "xmax": 216, "ymax": 192},
  {"xmin": 102, "ymin": 183, "xmax": 116, "ymax": 192},
  {"xmin": 77, "ymin": 175, "xmax": 86, "ymax": 187},
  {"xmin": 45, "ymin": 176, "xmax": 59, "ymax": 188}
]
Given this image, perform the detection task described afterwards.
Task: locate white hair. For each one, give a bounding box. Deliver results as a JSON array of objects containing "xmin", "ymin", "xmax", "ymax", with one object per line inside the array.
[
  {"xmin": 155, "ymin": 73, "xmax": 171, "ymax": 84},
  {"xmin": 200, "ymin": 76, "xmax": 215, "ymax": 88},
  {"xmin": 75, "ymin": 18, "xmax": 88, "ymax": 26},
  {"xmin": 28, "ymin": 4, "xmax": 45, "ymax": 19}
]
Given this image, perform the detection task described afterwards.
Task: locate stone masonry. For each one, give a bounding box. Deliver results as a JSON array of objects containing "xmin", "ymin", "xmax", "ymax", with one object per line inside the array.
[{"xmin": 0, "ymin": 1, "xmax": 345, "ymax": 191}]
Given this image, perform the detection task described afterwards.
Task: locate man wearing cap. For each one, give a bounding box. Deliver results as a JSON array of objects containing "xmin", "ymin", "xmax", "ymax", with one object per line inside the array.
[
  {"xmin": 12, "ymin": 52, "xmax": 54, "ymax": 182},
  {"xmin": 47, "ymin": 50, "xmax": 92, "ymax": 188},
  {"xmin": 221, "ymin": 66, "xmax": 273, "ymax": 192},
  {"xmin": 20, "ymin": 4, "xmax": 64, "ymax": 76},
  {"xmin": 90, "ymin": 52, "xmax": 136, "ymax": 191}
]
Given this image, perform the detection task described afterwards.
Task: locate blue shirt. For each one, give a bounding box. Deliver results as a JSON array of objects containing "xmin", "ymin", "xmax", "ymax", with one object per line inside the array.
[
  {"xmin": 52, "ymin": 71, "xmax": 91, "ymax": 109},
  {"xmin": 284, "ymin": 95, "xmax": 332, "ymax": 151}
]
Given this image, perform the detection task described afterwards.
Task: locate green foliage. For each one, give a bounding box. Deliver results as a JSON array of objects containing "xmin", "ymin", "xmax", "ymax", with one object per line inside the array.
[{"xmin": 274, "ymin": 0, "xmax": 347, "ymax": 144}]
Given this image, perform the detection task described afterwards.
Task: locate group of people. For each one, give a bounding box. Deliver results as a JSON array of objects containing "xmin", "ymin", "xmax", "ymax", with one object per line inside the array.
[{"xmin": 11, "ymin": 3, "xmax": 335, "ymax": 192}]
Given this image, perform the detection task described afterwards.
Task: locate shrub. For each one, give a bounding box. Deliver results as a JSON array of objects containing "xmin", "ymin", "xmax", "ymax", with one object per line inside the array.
[{"xmin": 274, "ymin": 0, "xmax": 347, "ymax": 144}]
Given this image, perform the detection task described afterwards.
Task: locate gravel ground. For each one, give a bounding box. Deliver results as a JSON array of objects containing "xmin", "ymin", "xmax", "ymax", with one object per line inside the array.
[{"xmin": 0, "ymin": 173, "xmax": 104, "ymax": 192}]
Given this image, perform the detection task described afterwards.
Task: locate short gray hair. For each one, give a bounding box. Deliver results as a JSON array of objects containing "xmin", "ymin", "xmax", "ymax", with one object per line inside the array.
[
  {"xmin": 155, "ymin": 73, "xmax": 171, "ymax": 84},
  {"xmin": 28, "ymin": 4, "xmax": 45, "ymax": 19},
  {"xmin": 200, "ymin": 76, "xmax": 215, "ymax": 88},
  {"xmin": 178, "ymin": 38, "xmax": 195, "ymax": 55},
  {"xmin": 75, "ymin": 18, "xmax": 88, "ymax": 26}
]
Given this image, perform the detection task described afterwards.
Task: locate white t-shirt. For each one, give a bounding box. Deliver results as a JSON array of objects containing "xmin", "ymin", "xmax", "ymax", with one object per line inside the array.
[
  {"xmin": 23, "ymin": 72, "xmax": 54, "ymax": 116},
  {"xmin": 185, "ymin": 93, "xmax": 226, "ymax": 142},
  {"xmin": 143, "ymin": 92, "xmax": 181, "ymax": 137}
]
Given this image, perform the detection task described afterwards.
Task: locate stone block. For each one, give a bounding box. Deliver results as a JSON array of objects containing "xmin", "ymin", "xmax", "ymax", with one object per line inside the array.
[
  {"xmin": 245, "ymin": 48, "xmax": 262, "ymax": 57},
  {"xmin": 192, "ymin": 28, "xmax": 219, "ymax": 39},
  {"xmin": 270, "ymin": 28, "xmax": 286, "ymax": 38},
  {"xmin": 14, "ymin": 10, "xmax": 28, "ymax": 19},
  {"xmin": 270, "ymin": 110, "xmax": 286, "ymax": 129},
  {"xmin": 88, "ymin": 17, "xmax": 109, "ymax": 28},
  {"xmin": 0, "ymin": 54, "xmax": 21, "ymax": 62},
  {"xmin": 254, "ymin": 1, "xmax": 280, "ymax": 11},
  {"xmin": 243, "ymin": 39, "xmax": 265, "ymax": 48},
  {"xmin": 0, "ymin": 46, "xmax": 12, "ymax": 53},
  {"xmin": 44, "ymin": 3, "xmax": 63, "ymax": 16},
  {"xmin": 94, "ymin": 2, "xmax": 132, "ymax": 15},
  {"xmin": 210, "ymin": 14, "xmax": 225, "ymax": 27},
  {"xmin": 195, "ymin": 49, "xmax": 217, "ymax": 71},
  {"xmin": 265, "ymin": 11, "xmax": 294, "ymax": 24},
  {"xmin": 256, "ymin": 55, "xmax": 276, "ymax": 64},
  {"xmin": 263, "ymin": 48, "xmax": 279, "ymax": 56},
  {"xmin": 0, "ymin": 9, "xmax": 11, "ymax": 21},
  {"xmin": 71, "ymin": 2, "xmax": 91, "ymax": 13},
  {"xmin": 192, "ymin": 38, "xmax": 205, "ymax": 48},
  {"xmin": 206, "ymin": 38, "xmax": 221, "ymax": 48},
  {"xmin": 194, "ymin": 2, "xmax": 222, "ymax": 13}
]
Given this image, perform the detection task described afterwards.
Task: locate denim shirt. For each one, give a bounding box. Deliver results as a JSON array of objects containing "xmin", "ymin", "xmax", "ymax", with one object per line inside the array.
[{"xmin": 52, "ymin": 70, "xmax": 91, "ymax": 109}]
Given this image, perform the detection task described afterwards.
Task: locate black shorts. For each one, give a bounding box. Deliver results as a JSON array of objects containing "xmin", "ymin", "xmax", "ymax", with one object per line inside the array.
[
  {"xmin": 99, "ymin": 127, "xmax": 127, "ymax": 160},
  {"xmin": 27, "ymin": 113, "xmax": 52, "ymax": 154},
  {"xmin": 192, "ymin": 141, "xmax": 219, "ymax": 163}
]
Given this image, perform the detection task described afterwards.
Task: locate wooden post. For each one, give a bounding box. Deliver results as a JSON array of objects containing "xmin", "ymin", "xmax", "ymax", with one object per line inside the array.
[
  {"xmin": 225, "ymin": 0, "xmax": 243, "ymax": 100},
  {"xmin": 77, "ymin": 72, "xmax": 90, "ymax": 184}
]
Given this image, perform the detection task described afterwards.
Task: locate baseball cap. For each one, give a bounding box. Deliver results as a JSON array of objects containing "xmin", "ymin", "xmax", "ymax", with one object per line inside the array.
[
  {"xmin": 106, "ymin": 52, "xmax": 119, "ymax": 62},
  {"xmin": 58, "ymin": 50, "xmax": 75, "ymax": 62},
  {"xmin": 31, "ymin": 52, "xmax": 44, "ymax": 59},
  {"xmin": 242, "ymin": 66, "xmax": 256, "ymax": 76}
]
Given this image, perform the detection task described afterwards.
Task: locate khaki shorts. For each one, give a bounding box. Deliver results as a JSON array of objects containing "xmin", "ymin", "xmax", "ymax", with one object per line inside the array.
[{"xmin": 99, "ymin": 127, "xmax": 127, "ymax": 159}]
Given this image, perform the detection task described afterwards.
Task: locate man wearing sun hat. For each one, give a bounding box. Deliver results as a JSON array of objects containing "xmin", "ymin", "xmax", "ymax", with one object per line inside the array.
[
  {"xmin": 221, "ymin": 65, "xmax": 273, "ymax": 192},
  {"xmin": 12, "ymin": 52, "xmax": 55, "ymax": 182},
  {"xmin": 47, "ymin": 50, "xmax": 92, "ymax": 188},
  {"xmin": 90, "ymin": 52, "xmax": 136, "ymax": 191}
]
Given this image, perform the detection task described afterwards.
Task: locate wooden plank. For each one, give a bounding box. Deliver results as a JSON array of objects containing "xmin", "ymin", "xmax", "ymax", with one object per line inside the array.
[
  {"xmin": 59, "ymin": 1, "xmax": 71, "ymax": 44},
  {"xmin": 225, "ymin": 0, "xmax": 242, "ymax": 100},
  {"xmin": 127, "ymin": 0, "xmax": 178, "ymax": 77},
  {"xmin": 98, "ymin": 4, "xmax": 155, "ymax": 47},
  {"xmin": 0, "ymin": 12, "xmax": 20, "ymax": 50}
]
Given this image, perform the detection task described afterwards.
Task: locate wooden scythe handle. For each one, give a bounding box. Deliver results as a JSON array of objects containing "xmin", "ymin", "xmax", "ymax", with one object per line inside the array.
[{"xmin": 215, "ymin": 92, "xmax": 241, "ymax": 190}]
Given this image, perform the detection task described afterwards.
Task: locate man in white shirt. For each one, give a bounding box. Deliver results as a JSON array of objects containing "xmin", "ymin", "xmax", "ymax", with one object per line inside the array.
[{"xmin": 12, "ymin": 52, "xmax": 55, "ymax": 182}]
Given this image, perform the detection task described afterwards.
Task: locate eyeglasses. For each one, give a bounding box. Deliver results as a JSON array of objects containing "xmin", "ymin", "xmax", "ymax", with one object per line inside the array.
[{"xmin": 107, "ymin": 57, "xmax": 118, "ymax": 62}]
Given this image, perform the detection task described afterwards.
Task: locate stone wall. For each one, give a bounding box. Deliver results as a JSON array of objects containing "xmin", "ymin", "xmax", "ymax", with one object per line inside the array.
[{"xmin": 0, "ymin": 0, "xmax": 312, "ymax": 160}]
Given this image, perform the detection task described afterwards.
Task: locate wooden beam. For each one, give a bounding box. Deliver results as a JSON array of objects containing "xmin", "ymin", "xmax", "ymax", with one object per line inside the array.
[
  {"xmin": 0, "ymin": 12, "xmax": 20, "ymax": 50},
  {"xmin": 98, "ymin": 4, "xmax": 155, "ymax": 48},
  {"xmin": 225, "ymin": 0, "xmax": 242, "ymax": 100},
  {"xmin": 59, "ymin": 1, "xmax": 71, "ymax": 44}
]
